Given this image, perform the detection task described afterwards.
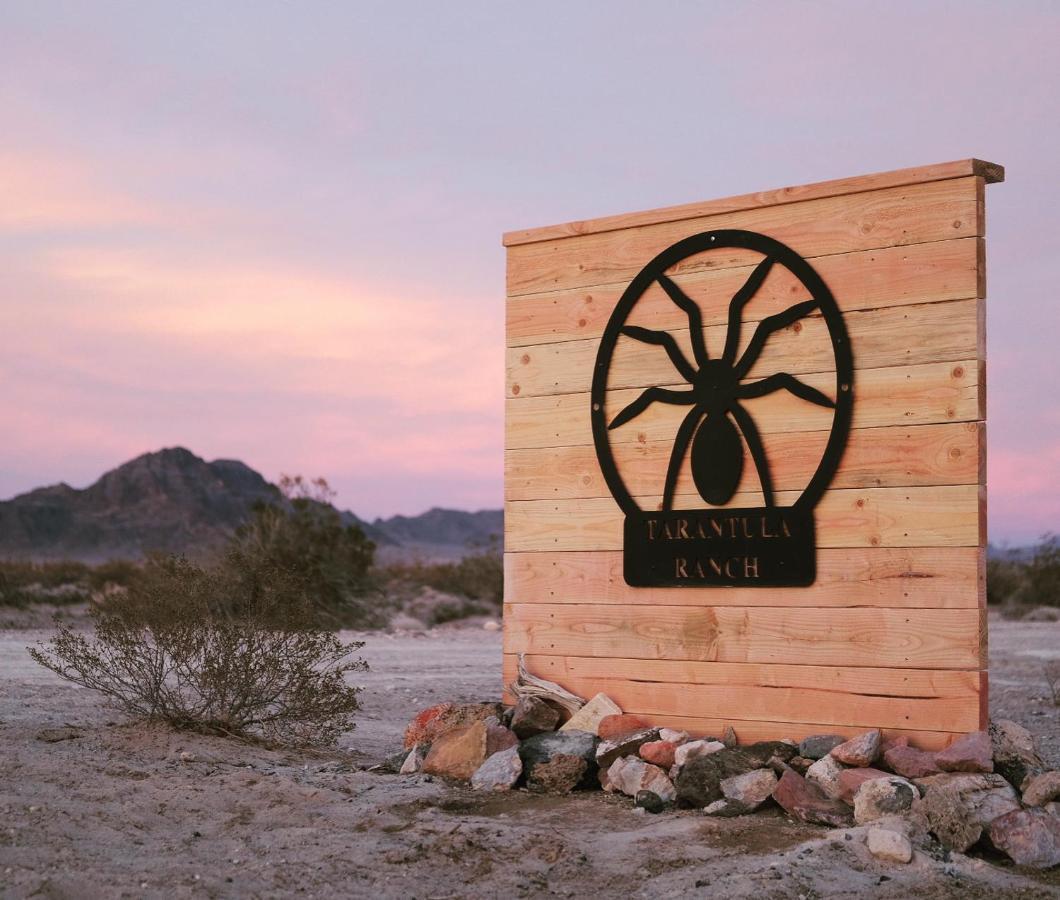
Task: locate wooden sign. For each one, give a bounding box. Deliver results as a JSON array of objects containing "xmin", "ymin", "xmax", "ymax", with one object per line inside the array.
[{"xmin": 503, "ymin": 159, "xmax": 1001, "ymax": 749}]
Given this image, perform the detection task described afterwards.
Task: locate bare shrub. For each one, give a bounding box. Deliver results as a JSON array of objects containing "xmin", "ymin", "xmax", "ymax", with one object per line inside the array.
[
  {"xmin": 1045, "ymin": 661, "xmax": 1060, "ymax": 708},
  {"xmin": 28, "ymin": 556, "xmax": 367, "ymax": 746}
]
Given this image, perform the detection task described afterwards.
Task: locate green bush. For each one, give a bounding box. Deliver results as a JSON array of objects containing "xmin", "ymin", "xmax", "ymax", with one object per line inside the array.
[
  {"xmin": 29, "ymin": 555, "xmax": 367, "ymax": 746},
  {"xmin": 227, "ymin": 476, "xmax": 384, "ymax": 628}
]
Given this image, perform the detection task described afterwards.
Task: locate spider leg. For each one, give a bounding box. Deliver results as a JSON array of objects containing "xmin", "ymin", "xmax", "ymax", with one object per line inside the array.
[
  {"xmin": 722, "ymin": 257, "xmax": 775, "ymax": 366},
  {"xmin": 662, "ymin": 405, "xmax": 704, "ymax": 511},
  {"xmin": 733, "ymin": 299, "xmax": 819, "ymax": 379},
  {"xmin": 729, "ymin": 403, "xmax": 775, "ymax": 507},
  {"xmin": 657, "ymin": 274, "xmax": 708, "ymax": 368},
  {"xmin": 608, "ymin": 386, "xmax": 696, "ymax": 430},
  {"xmin": 620, "ymin": 326, "xmax": 698, "ymax": 383},
  {"xmin": 736, "ymin": 372, "xmax": 835, "ymax": 408}
]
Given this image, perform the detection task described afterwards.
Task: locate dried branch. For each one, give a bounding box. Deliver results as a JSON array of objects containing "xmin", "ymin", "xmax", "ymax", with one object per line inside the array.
[{"xmin": 507, "ymin": 653, "xmax": 585, "ymax": 715}]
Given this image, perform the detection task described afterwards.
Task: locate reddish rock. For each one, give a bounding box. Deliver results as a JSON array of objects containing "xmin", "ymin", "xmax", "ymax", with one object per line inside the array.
[
  {"xmin": 404, "ymin": 701, "xmax": 500, "ymax": 749},
  {"xmin": 831, "ymin": 729, "xmax": 881, "ymax": 767},
  {"xmin": 510, "ymin": 696, "xmax": 561, "ymax": 739},
  {"xmin": 640, "ymin": 740, "xmax": 678, "ymax": 769},
  {"xmin": 421, "ymin": 721, "xmax": 488, "ymax": 780},
  {"xmin": 988, "ymin": 808, "xmax": 1060, "ymax": 869},
  {"xmin": 528, "ymin": 753, "xmax": 588, "ymax": 793},
  {"xmin": 880, "ymin": 734, "xmax": 909, "ymax": 755},
  {"xmin": 936, "ymin": 730, "xmax": 993, "ymax": 774},
  {"xmin": 1022, "ymin": 771, "xmax": 1060, "ymax": 807},
  {"xmin": 598, "ymin": 714, "xmax": 649, "ymax": 741},
  {"xmin": 884, "ymin": 744, "xmax": 942, "ymax": 779},
  {"xmin": 722, "ymin": 725, "xmax": 738, "ymax": 748},
  {"xmin": 772, "ymin": 769, "xmax": 853, "ymax": 827},
  {"xmin": 837, "ymin": 767, "xmax": 891, "ymax": 804},
  {"xmin": 486, "ymin": 723, "xmax": 519, "ymax": 756}
]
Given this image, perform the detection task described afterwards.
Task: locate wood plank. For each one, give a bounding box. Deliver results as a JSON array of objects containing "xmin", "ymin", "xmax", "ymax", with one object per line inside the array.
[
  {"xmin": 504, "ymin": 484, "xmax": 983, "ymax": 552},
  {"xmin": 506, "ymin": 358, "xmax": 980, "ymax": 449},
  {"xmin": 505, "ymin": 422, "xmax": 982, "ymax": 501},
  {"xmin": 500, "ymin": 655, "xmax": 984, "ymax": 733},
  {"xmin": 506, "ymin": 237, "xmax": 981, "ymax": 347},
  {"xmin": 503, "ymin": 159, "xmax": 1003, "ymax": 246},
  {"xmin": 508, "ymin": 298, "xmax": 978, "ymax": 399},
  {"xmin": 507, "ymin": 177, "xmax": 981, "ymax": 296},
  {"xmin": 503, "ymin": 603, "xmax": 986, "ymax": 669},
  {"xmin": 503, "ymin": 547, "xmax": 985, "ymax": 609}
]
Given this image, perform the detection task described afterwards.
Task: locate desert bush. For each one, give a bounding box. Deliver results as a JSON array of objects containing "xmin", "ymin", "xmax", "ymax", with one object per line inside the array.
[
  {"xmin": 987, "ymin": 535, "xmax": 1060, "ymax": 610},
  {"xmin": 29, "ymin": 555, "xmax": 368, "ymax": 745},
  {"xmin": 0, "ymin": 558, "xmax": 140, "ymax": 608},
  {"xmin": 382, "ymin": 541, "xmax": 503, "ymax": 607},
  {"xmin": 227, "ymin": 475, "xmax": 385, "ymax": 628}
]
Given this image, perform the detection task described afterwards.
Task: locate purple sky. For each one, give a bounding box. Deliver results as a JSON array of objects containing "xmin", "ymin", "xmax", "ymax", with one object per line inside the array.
[{"xmin": 1, "ymin": 1, "xmax": 1057, "ymax": 542}]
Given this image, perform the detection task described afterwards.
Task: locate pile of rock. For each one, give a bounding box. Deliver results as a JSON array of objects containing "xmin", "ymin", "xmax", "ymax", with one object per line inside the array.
[{"xmin": 395, "ymin": 697, "xmax": 1060, "ymax": 870}]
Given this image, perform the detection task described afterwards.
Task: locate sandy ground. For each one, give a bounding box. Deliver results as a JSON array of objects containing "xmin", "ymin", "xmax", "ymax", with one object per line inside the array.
[{"xmin": 1, "ymin": 616, "xmax": 1058, "ymax": 899}]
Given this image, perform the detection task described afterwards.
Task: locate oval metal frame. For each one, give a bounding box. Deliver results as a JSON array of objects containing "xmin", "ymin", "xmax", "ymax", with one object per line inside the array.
[{"xmin": 590, "ymin": 229, "xmax": 854, "ymax": 517}]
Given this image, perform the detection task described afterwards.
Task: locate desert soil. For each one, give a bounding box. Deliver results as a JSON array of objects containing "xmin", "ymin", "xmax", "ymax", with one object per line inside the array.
[{"xmin": 1, "ymin": 615, "xmax": 1058, "ymax": 899}]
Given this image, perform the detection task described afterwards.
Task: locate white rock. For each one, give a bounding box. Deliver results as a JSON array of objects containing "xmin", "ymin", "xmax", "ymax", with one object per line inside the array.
[
  {"xmin": 806, "ymin": 754, "xmax": 846, "ymax": 801},
  {"xmin": 866, "ymin": 826, "xmax": 913, "ymax": 863},
  {"xmin": 673, "ymin": 739, "xmax": 725, "ymax": 770},
  {"xmin": 607, "ymin": 756, "xmax": 676, "ymax": 802},
  {"xmin": 400, "ymin": 744, "xmax": 427, "ymax": 774},
  {"xmin": 659, "ymin": 728, "xmax": 690, "ymax": 745},
  {"xmin": 560, "ymin": 693, "xmax": 622, "ymax": 735},
  {"xmin": 720, "ymin": 768, "xmax": 779, "ymax": 810},
  {"xmin": 853, "ymin": 777, "xmax": 918, "ymax": 824}
]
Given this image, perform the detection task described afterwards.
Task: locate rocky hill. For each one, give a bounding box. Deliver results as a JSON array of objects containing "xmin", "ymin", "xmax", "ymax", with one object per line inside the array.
[{"xmin": 0, "ymin": 448, "xmax": 501, "ymax": 563}]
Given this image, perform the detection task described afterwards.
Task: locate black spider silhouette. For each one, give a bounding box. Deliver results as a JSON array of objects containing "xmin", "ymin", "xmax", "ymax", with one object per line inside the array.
[{"xmin": 608, "ymin": 257, "xmax": 836, "ymax": 511}]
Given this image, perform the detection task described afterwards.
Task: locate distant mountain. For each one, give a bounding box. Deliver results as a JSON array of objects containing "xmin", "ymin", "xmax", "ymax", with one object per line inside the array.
[{"xmin": 0, "ymin": 448, "xmax": 500, "ymax": 563}]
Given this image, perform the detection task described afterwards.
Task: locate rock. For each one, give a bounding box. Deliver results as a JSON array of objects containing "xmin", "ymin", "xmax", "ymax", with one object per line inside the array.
[
  {"xmin": 916, "ymin": 773, "xmax": 1021, "ymax": 852},
  {"xmin": 720, "ymin": 768, "xmax": 778, "ymax": 811},
  {"xmin": 853, "ymin": 777, "xmax": 918, "ymax": 824},
  {"xmin": 471, "ymin": 746, "xmax": 522, "ymax": 791},
  {"xmin": 528, "ymin": 753, "xmax": 588, "ymax": 793},
  {"xmin": 1022, "ymin": 771, "xmax": 1060, "ymax": 807},
  {"xmin": 673, "ymin": 739, "xmax": 725, "ymax": 771},
  {"xmin": 831, "ymin": 729, "xmax": 881, "ymax": 767},
  {"xmin": 510, "ymin": 696, "xmax": 561, "ymax": 739},
  {"xmin": 837, "ymin": 767, "xmax": 891, "ymax": 804},
  {"xmin": 640, "ymin": 740, "xmax": 677, "ymax": 769},
  {"xmin": 482, "ymin": 619, "xmax": 501, "ymax": 631},
  {"xmin": 676, "ymin": 744, "xmax": 796, "ymax": 808},
  {"xmin": 935, "ymin": 730, "xmax": 993, "ymax": 773},
  {"xmin": 883, "ymin": 745, "xmax": 941, "ymax": 779},
  {"xmin": 519, "ymin": 730, "xmax": 598, "ymax": 789},
  {"xmin": 559, "ymin": 693, "xmax": 622, "ymax": 735},
  {"xmin": 990, "ymin": 719, "xmax": 1044, "ymax": 788},
  {"xmin": 404, "ymin": 702, "xmax": 501, "ymax": 749},
  {"xmin": 399, "ymin": 743, "xmax": 428, "ymax": 774},
  {"xmin": 704, "ymin": 798, "xmax": 753, "ymax": 817},
  {"xmin": 659, "ymin": 728, "xmax": 689, "ymax": 745},
  {"xmin": 179, "ymin": 751, "xmax": 196, "ymax": 763},
  {"xmin": 772, "ymin": 769, "xmax": 853, "ymax": 827},
  {"xmin": 597, "ymin": 714, "xmax": 649, "ymax": 741},
  {"xmin": 866, "ymin": 827, "xmax": 914, "ymax": 863},
  {"xmin": 1045, "ymin": 802, "xmax": 1060, "ymax": 819},
  {"xmin": 799, "ymin": 734, "xmax": 845, "ymax": 760},
  {"xmin": 635, "ymin": 790, "xmax": 671, "ymax": 813},
  {"xmin": 422, "ymin": 722, "xmax": 488, "ymax": 780},
  {"xmin": 987, "ymin": 808, "xmax": 1060, "ymax": 869},
  {"xmin": 787, "ymin": 756, "xmax": 813, "ymax": 775},
  {"xmin": 596, "ymin": 728, "xmax": 660, "ymax": 770},
  {"xmin": 722, "ymin": 725, "xmax": 738, "ymax": 748},
  {"xmin": 881, "ymin": 735, "xmax": 909, "ymax": 755},
  {"xmin": 806, "ymin": 755, "xmax": 846, "ymax": 801},
  {"xmin": 485, "ymin": 722, "xmax": 519, "ymax": 756},
  {"xmin": 607, "ymin": 756, "xmax": 676, "ymax": 802}
]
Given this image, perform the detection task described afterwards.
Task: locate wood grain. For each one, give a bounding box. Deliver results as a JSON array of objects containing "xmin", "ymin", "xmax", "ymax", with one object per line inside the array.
[
  {"xmin": 507, "ymin": 237, "xmax": 981, "ymax": 348},
  {"xmin": 507, "ymin": 177, "xmax": 981, "ymax": 296},
  {"xmin": 503, "ymin": 547, "xmax": 984, "ymax": 609},
  {"xmin": 503, "ymin": 159, "xmax": 1002, "ymax": 246},
  {"xmin": 504, "ymin": 603, "xmax": 986, "ymax": 670},
  {"xmin": 507, "ymin": 297, "xmax": 978, "ymax": 399},
  {"xmin": 505, "ymin": 422, "xmax": 982, "ymax": 501},
  {"xmin": 505, "ymin": 484, "xmax": 982, "ymax": 552},
  {"xmin": 507, "ymin": 358, "xmax": 979, "ymax": 450},
  {"xmin": 500, "ymin": 655, "xmax": 985, "ymax": 733}
]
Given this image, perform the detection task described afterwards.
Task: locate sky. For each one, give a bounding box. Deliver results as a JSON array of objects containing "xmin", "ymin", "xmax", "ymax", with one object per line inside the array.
[{"xmin": 0, "ymin": 1, "xmax": 1057, "ymax": 543}]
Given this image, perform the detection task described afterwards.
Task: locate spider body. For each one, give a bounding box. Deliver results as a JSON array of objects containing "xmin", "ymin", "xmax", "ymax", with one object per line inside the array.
[{"xmin": 606, "ymin": 258, "xmax": 838, "ymax": 512}]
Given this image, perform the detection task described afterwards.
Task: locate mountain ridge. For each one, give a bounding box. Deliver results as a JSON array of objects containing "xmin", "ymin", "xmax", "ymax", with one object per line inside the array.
[{"xmin": 0, "ymin": 447, "xmax": 501, "ymax": 563}]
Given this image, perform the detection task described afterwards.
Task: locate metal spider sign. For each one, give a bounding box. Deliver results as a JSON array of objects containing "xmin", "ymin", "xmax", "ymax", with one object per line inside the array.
[{"xmin": 590, "ymin": 230, "xmax": 854, "ymax": 587}]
